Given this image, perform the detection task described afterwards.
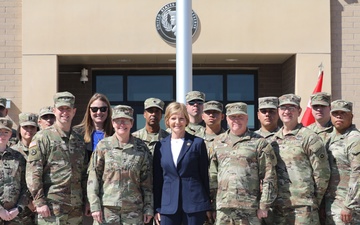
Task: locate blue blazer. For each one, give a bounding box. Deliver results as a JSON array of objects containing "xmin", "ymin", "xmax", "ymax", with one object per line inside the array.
[{"xmin": 153, "ymin": 132, "xmax": 211, "ymax": 215}]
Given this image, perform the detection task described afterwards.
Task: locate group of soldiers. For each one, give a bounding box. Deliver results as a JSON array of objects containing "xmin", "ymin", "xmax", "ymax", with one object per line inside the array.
[{"xmin": 0, "ymin": 90, "xmax": 358, "ymax": 225}]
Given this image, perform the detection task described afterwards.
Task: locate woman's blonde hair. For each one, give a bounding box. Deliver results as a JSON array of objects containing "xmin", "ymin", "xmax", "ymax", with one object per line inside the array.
[{"xmin": 164, "ymin": 102, "xmax": 190, "ymax": 129}]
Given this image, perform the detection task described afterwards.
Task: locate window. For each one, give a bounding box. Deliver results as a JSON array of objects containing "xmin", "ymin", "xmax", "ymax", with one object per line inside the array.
[{"xmin": 94, "ymin": 69, "xmax": 257, "ymax": 130}]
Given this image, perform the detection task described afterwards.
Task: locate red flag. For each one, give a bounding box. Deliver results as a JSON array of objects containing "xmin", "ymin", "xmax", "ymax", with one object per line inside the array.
[{"xmin": 301, "ymin": 67, "xmax": 324, "ymax": 126}]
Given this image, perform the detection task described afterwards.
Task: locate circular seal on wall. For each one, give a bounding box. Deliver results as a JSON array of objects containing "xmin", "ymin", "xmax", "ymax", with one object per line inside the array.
[{"xmin": 155, "ymin": 2, "xmax": 199, "ymax": 44}]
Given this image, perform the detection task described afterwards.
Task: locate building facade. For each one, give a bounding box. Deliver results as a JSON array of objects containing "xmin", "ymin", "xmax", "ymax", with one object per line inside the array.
[{"xmin": 0, "ymin": 0, "xmax": 359, "ymax": 128}]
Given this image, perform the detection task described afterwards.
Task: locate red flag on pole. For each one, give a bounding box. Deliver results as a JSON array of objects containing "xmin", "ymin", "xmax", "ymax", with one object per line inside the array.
[{"xmin": 301, "ymin": 65, "xmax": 324, "ymax": 126}]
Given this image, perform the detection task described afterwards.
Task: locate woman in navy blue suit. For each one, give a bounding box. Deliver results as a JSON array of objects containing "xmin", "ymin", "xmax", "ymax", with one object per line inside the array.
[{"xmin": 153, "ymin": 102, "xmax": 212, "ymax": 225}]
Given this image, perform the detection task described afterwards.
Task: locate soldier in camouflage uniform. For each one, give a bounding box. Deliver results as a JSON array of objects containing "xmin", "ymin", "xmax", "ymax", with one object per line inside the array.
[
  {"xmin": 200, "ymin": 101, "xmax": 225, "ymax": 160},
  {"xmin": 0, "ymin": 118, "xmax": 32, "ymax": 225},
  {"xmin": 87, "ymin": 105, "xmax": 153, "ymax": 225},
  {"xmin": 37, "ymin": 107, "xmax": 55, "ymax": 130},
  {"xmin": 12, "ymin": 113, "xmax": 39, "ymax": 160},
  {"xmin": 0, "ymin": 98, "xmax": 18, "ymax": 146},
  {"xmin": 325, "ymin": 100, "xmax": 360, "ymax": 225},
  {"xmin": 12, "ymin": 113, "xmax": 39, "ymax": 224},
  {"xmin": 271, "ymin": 94, "xmax": 330, "ymax": 225},
  {"xmin": 255, "ymin": 97, "xmax": 280, "ymax": 140},
  {"xmin": 209, "ymin": 102, "xmax": 278, "ymax": 225},
  {"xmin": 306, "ymin": 92, "xmax": 332, "ymax": 224},
  {"xmin": 132, "ymin": 98, "xmax": 169, "ymax": 155},
  {"xmin": 26, "ymin": 92, "xmax": 88, "ymax": 225},
  {"xmin": 307, "ymin": 92, "xmax": 333, "ymax": 142},
  {"xmin": 254, "ymin": 97, "xmax": 279, "ymax": 225},
  {"xmin": 184, "ymin": 91, "xmax": 206, "ymax": 136}
]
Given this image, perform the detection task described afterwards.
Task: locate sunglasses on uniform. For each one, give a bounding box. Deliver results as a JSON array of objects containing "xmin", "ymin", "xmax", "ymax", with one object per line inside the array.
[{"xmin": 90, "ymin": 106, "xmax": 108, "ymax": 113}]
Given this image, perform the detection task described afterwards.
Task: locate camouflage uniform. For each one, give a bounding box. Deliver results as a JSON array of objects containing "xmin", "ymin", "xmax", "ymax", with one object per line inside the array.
[
  {"xmin": 307, "ymin": 121, "xmax": 333, "ymax": 143},
  {"xmin": 325, "ymin": 125, "xmax": 360, "ymax": 224},
  {"xmin": 0, "ymin": 147, "xmax": 32, "ymax": 225},
  {"xmin": 87, "ymin": 134, "xmax": 153, "ymax": 224},
  {"xmin": 254, "ymin": 127, "xmax": 280, "ymax": 140},
  {"xmin": 307, "ymin": 92, "xmax": 333, "ymax": 143},
  {"xmin": 185, "ymin": 122, "xmax": 205, "ymax": 137},
  {"xmin": 26, "ymin": 124, "xmax": 87, "ymax": 224},
  {"xmin": 12, "ymin": 141, "xmax": 30, "ymax": 160},
  {"xmin": 209, "ymin": 129, "xmax": 278, "ymax": 225},
  {"xmin": 26, "ymin": 92, "xmax": 87, "ymax": 225},
  {"xmin": 132, "ymin": 128, "xmax": 169, "ymax": 154},
  {"xmin": 0, "ymin": 117, "xmax": 32, "ymax": 225},
  {"xmin": 325, "ymin": 100, "xmax": 360, "ymax": 225},
  {"xmin": 12, "ymin": 112, "xmax": 39, "ymax": 160},
  {"xmin": 271, "ymin": 123, "xmax": 330, "ymax": 225}
]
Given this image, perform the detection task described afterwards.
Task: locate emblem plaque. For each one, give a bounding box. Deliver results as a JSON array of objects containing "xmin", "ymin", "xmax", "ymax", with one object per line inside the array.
[{"xmin": 155, "ymin": 2, "xmax": 199, "ymax": 44}]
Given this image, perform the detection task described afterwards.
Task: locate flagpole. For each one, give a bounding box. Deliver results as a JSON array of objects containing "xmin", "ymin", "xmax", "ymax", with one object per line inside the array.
[{"xmin": 176, "ymin": 0, "xmax": 192, "ymax": 104}]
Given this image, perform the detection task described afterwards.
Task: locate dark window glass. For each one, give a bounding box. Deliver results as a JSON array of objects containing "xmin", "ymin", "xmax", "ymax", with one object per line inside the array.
[
  {"xmin": 128, "ymin": 76, "xmax": 173, "ymax": 101},
  {"xmin": 96, "ymin": 76, "xmax": 123, "ymax": 101},
  {"xmin": 194, "ymin": 75, "xmax": 223, "ymax": 101},
  {"xmin": 227, "ymin": 74, "xmax": 254, "ymax": 101}
]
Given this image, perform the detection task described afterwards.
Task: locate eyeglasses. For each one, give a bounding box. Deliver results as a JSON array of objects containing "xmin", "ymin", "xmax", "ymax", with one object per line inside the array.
[
  {"xmin": 113, "ymin": 119, "xmax": 131, "ymax": 125},
  {"xmin": 41, "ymin": 114, "xmax": 55, "ymax": 120},
  {"xmin": 90, "ymin": 106, "xmax": 108, "ymax": 113},
  {"xmin": 188, "ymin": 101, "xmax": 204, "ymax": 106},
  {"xmin": 259, "ymin": 109, "xmax": 277, "ymax": 114},
  {"xmin": 279, "ymin": 106, "xmax": 297, "ymax": 112}
]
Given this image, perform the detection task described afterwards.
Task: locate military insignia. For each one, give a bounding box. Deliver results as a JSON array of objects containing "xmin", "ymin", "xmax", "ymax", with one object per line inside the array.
[
  {"xmin": 319, "ymin": 154, "xmax": 325, "ymax": 159},
  {"xmin": 155, "ymin": 2, "xmax": 199, "ymax": 44},
  {"xmin": 29, "ymin": 141, "xmax": 37, "ymax": 148},
  {"xmin": 31, "ymin": 149, "xmax": 37, "ymax": 155}
]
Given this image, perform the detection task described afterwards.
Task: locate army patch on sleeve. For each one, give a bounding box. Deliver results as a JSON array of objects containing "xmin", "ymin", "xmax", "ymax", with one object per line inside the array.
[{"xmin": 31, "ymin": 149, "xmax": 37, "ymax": 155}]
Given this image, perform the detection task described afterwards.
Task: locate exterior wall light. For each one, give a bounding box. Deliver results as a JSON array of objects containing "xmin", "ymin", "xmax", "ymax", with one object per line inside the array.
[{"xmin": 80, "ymin": 68, "xmax": 88, "ymax": 84}]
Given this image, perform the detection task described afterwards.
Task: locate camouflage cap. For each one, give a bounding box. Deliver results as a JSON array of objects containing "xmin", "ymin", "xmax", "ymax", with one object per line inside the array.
[
  {"xmin": 53, "ymin": 91, "xmax": 75, "ymax": 108},
  {"xmin": 19, "ymin": 112, "xmax": 38, "ymax": 127},
  {"xmin": 330, "ymin": 100, "xmax": 353, "ymax": 113},
  {"xmin": 39, "ymin": 106, "xmax": 55, "ymax": 117},
  {"xmin": 311, "ymin": 92, "xmax": 331, "ymax": 106},
  {"xmin": 203, "ymin": 101, "xmax": 223, "ymax": 112},
  {"xmin": 226, "ymin": 102, "xmax": 247, "ymax": 115},
  {"xmin": 279, "ymin": 94, "xmax": 301, "ymax": 107},
  {"xmin": 0, "ymin": 117, "xmax": 13, "ymax": 131},
  {"xmin": 258, "ymin": 97, "xmax": 279, "ymax": 109},
  {"xmin": 144, "ymin": 98, "xmax": 165, "ymax": 111},
  {"xmin": 186, "ymin": 91, "xmax": 205, "ymax": 102},
  {"xmin": 0, "ymin": 98, "xmax": 6, "ymax": 108},
  {"xmin": 112, "ymin": 105, "xmax": 134, "ymax": 120}
]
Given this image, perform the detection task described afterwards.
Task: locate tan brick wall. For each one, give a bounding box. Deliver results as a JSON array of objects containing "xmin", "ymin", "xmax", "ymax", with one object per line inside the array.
[
  {"xmin": 331, "ymin": 1, "xmax": 360, "ymax": 125},
  {"xmin": 281, "ymin": 55, "xmax": 296, "ymax": 95},
  {"xmin": 0, "ymin": 0, "xmax": 22, "ymax": 126}
]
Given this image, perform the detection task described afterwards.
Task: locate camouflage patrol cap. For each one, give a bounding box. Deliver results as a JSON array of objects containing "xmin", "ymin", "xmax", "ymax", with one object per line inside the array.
[
  {"xmin": 19, "ymin": 112, "xmax": 38, "ymax": 127},
  {"xmin": 311, "ymin": 92, "xmax": 331, "ymax": 106},
  {"xmin": 144, "ymin": 98, "xmax": 164, "ymax": 111},
  {"xmin": 0, "ymin": 98, "xmax": 6, "ymax": 108},
  {"xmin": 279, "ymin": 94, "xmax": 301, "ymax": 107},
  {"xmin": 0, "ymin": 117, "xmax": 12, "ymax": 131},
  {"xmin": 258, "ymin": 97, "xmax": 278, "ymax": 109},
  {"xmin": 330, "ymin": 100, "xmax": 353, "ymax": 113},
  {"xmin": 186, "ymin": 91, "xmax": 205, "ymax": 102},
  {"xmin": 53, "ymin": 91, "xmax": 75, "ymax": 108},
  {"xmin": 112, "ymin": 105, "xmax": 134, "ymax": 120},
  {"xmin": 203, "ymin": 101, "xmax": 223, "ymax": 112},
  {"xmin": 39, "ymin": 106, "xmax": 54, "ymax": 117},
  {"xmin": 226, "ymin": 102, "xmax": 247, "ymax": 115}
]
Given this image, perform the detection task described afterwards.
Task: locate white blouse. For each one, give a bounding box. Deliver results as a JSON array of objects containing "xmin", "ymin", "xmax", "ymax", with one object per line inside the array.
[{"xmin": 171, "ymin": 138, "xmax": 184, "ymax": 167}]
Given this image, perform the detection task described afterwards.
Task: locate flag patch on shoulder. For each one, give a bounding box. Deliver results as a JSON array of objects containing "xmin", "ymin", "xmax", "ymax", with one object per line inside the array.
[{"xmin": 29, "ymin": 141, "xmax": 37, "ymax": 148}]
